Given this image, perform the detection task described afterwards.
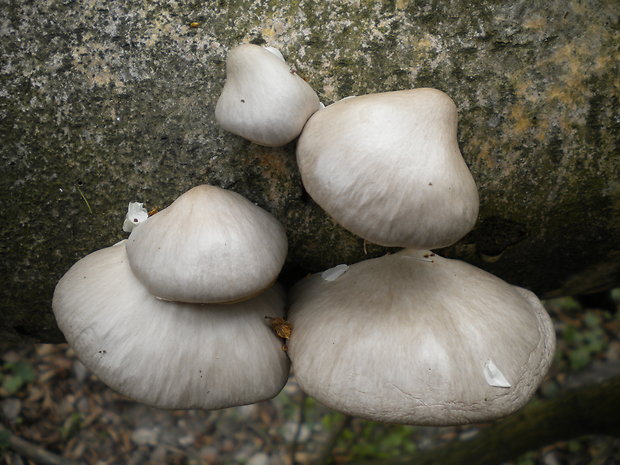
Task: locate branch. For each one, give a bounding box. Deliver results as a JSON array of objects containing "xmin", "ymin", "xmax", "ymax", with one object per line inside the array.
[
  {"xmin": 291, "ymin": 392, "xmax": 308, "ymax": 465},
  {"xmin": 0, "ymin": 424, "xmax": 78, "ymax": 465},
  {"xmin": 353, "ymin": 373, "xmax": 620, "ymax": 465}
]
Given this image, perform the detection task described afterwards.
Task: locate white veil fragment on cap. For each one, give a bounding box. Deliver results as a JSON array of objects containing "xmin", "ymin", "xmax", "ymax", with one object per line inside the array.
[
  {"xmin": 484, "ymin": 359, "xmax": 511, "ymax": 388},
  {"xmin": 321, "ymin": 264, "xmax": 349, "ymax": 282},
  {"xmin": 123, "ymin": 202, "xmax": 149, "ymax": 233}
]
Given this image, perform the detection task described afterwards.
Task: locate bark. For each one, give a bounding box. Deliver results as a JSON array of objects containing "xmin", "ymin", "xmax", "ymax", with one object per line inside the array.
[{"xmin": 1, "ymin": 0, "xmax": 618, "ymax": 341}]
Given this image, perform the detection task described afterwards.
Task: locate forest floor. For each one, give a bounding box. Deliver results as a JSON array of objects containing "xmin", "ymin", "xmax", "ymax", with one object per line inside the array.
[{"xmin": 1, "ymin": 295, "xmax": 619, "ymax": 465}]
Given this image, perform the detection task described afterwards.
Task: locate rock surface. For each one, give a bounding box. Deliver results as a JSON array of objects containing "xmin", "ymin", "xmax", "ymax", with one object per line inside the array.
[{"xmin": 1, "ymin": 0, "xmax": 618, "ymax": 341}]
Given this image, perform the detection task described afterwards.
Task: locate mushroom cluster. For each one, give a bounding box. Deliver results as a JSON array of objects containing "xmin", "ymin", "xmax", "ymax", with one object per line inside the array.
[
  {"xmin": 213, "ymin": 43, "xmax": 554, "ymax": 424},
  {"xmin": 53, "ymin": 43, "xmax": 555, "ymax": 425},
  {"xmin": 53, "ymin": 185, "xmax": 290, "ymax": 409},
  {"xmin": 285, "ymin": 86, "xmax": 555, "ymax": 425}
]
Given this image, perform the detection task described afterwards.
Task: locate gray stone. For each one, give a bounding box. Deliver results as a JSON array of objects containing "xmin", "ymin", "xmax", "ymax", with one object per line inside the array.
[
  {"xmin": 1, "ymin": 398, "xmax": 22, "ymax": 421},
  {"xmin": 247, "ymin": 453, "xmax": 270, "ymax": 465},
  {"xmin": 197, "ymin": 445, "xmax": 219, "ymax": 463},
  {"xmin": 233, "ymin": 444, "xmax": 257, "ymax": 464},
  {"xmin": 132, "ymin": 427, "xmax": 160, "ymax": 446},
  {"xmin": 282, "ymin": 421, "xmax": 311, "ymax": 442},
  {"xmin": 1, "ymin": 1, "xmax": 618, "ymax": 341}
]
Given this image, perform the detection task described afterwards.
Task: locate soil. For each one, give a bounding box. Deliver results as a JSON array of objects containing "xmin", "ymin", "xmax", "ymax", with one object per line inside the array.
[{"xmin": 1, "ymin": 298, "xmax": 619, "ymax": 465}]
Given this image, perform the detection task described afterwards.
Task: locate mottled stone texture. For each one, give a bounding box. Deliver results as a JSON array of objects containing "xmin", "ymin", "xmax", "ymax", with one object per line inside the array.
[{"xmin": 1, "ymin": 0, "xmax": 618, "ymax": 341}]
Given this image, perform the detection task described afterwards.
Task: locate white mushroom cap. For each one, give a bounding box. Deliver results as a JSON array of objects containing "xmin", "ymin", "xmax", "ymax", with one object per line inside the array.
[
  {"xmin": 296, "ymin": 88, "xmax": 479, "ymax": 249},
  {"xmin": 126, "ymin": 185, "xmax": 288, "ymax": 304},
  {"xmin": 215, "ymin": 43, "xmax": 321, "ymax": 147},
  {"xmin": 52, "ymin": 242, "xmax": 290, "ymax": 410},
  {"xmin": 287, "ymin": 249, "xmax": 555, "ymax": 425}
]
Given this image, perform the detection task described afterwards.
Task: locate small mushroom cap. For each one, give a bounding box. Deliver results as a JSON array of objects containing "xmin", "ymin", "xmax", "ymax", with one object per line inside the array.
[
  {"xmin": 296, "ymin": 88, "xmax": 479, "ymax": 249},
  {"xmin": 287, "ymin": 249, "xmax": 555, "ymax": 425},
  {"xmin": 52, "ymin": 242, "xmax": 290, "ymax": 410},
  {"xmin": 215, "ymin": 44, "xmax": 321, "ymax": 147},
  {"xmin": 126, "ymin": 185, "xmax": 288, "ymax": 303}
]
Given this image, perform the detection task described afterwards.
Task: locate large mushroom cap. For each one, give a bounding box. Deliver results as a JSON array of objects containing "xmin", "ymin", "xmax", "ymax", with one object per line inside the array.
[
  {"xmin": 126, "ymin": 184, "xmax": 288, "ymax": 303},
  {"xmin": 296, "ymin": 88, "xmax": 479, "ymax": 249},
  {"xmin": 52, "ymin": 242, "xmax": 290, "ymax": 410},
  {"xmin": 288, "ymin": 249, "xmax": 555, "ymax": 425},
  {"xmin": 215, "ymin": 43, "xmax": 321, "ymax": 147}
]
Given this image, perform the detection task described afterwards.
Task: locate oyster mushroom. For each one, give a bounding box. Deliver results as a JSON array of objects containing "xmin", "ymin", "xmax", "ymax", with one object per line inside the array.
[
  {"xmin": 126, "ymin": 184, "xmax": 288, "ymax": 304},
  {"xmin": 52, "ymin": 241, "xmax": 290, "ymax": 409},
  {"xmin": 287, "ymin": 249, "xmax": 555, "ymax": 425},
  {"xmin": 215, "ymin": 43, "xmax": 321, "ymax": 147},
  {"xmin": 296, "ymin": 88, "xmax": 479, "ymax": 249}
]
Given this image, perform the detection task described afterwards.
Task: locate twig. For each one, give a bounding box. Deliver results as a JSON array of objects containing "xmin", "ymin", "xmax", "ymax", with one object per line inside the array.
[
  {"xmin": 246, "ymin": 423, "xmax": 275, "ymax": 453},
  {"xmin": 0, "ymin": 423, "xmax": 78, "ymax": 465},
  {"xmin": 315, "ymin": 414, "xmax": 354, "ymax": 465},
  {"xmin": 75, "ymin": 185, "xmax": 93, "ymax": 214},
  {"xmin": 290, "ymin": 392, "xmax": 308, "ymax": 465}
]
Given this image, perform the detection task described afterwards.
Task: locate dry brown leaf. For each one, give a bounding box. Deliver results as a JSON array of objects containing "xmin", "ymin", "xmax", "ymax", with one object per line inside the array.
[
  {"xmin": 25, "ymin": 386, "xmax": 44, "ymax": 403},
  {"xmin": 70, "ymin": 440, "xmax": 87, "ymax": 459},
  {"xmin": 265, "ymin": 317, "xmax": 293, "ymax": 339},
  {"xmin": 106, "ymin": 428, "xmax": 118, "ymax": 443},
  {"xmin": 35, "ymin": 344, "xmax": 58, "ymax": 356},
  {"xmin": 82, "ymin": 409, "xmax": 103, "ymax": 428},
  {"xmin": 38, "ymin": 369, "xmax": 57, "ymax": 384},
  {"xmin": 39, "ymin": 387, "xmax": 55, "ymax": 412}
]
